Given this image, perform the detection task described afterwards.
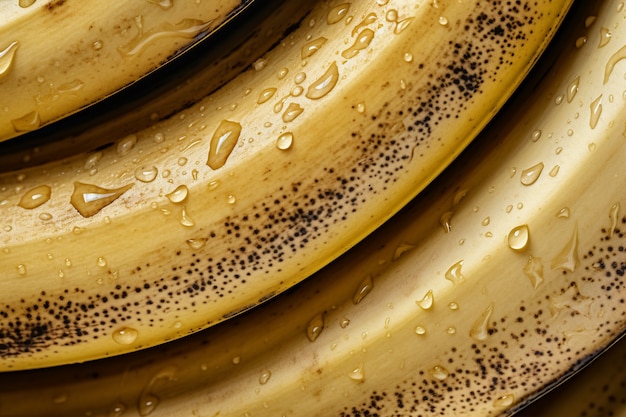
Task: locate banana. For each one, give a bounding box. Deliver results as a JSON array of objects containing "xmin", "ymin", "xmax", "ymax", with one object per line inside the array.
[
  {"xmin": 0, "ymin": 0, "xmax": 254, "ymax": 143},
  {"xmin": 0, "ymin": 0, "xmax": 572, "ymax": 370},
  {"xmin": 518, "ymin": 334, "xmax": 626, "ymax": 417},
  {"xmin": 1, "ymin": 0, "xmax": 624, "ymax": 415}
]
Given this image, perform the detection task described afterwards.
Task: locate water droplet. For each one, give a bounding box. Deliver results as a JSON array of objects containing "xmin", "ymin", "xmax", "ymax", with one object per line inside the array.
[
  {"xmin": 0, "ymin": 41, "xmax": 19, "ymax": 79},
  {"xmin": 277, "ymin": 67, "xmax": 289, "ymax": 80},
  {"xmin": 386, "ymin": 9, "xmax": 398, "ymax": 22},
  {"xmin": 393, "ymin": 243, "xmax": 415, "ymax": 260},
  {"xmin": 306, "ymin": 313, "xmax": 324, "ymax": 342},
  {"xmin": 507, "ymin": 224, "xmax": 530, "ymax": 252},
  {"xmin": 301, "ymin": 37, "xmax": 327, "ymax": 59},
  {"xmin": 481, "ymin": 217, "xmax": 490, "ymax": 227},
  {"xmin": 259, "ymin": 369, "xmax": 272, "ymax": 385},
  {"xmin": 575, "ymin": 36, "xmax": 587, "ymax": 48},
  {"xmin": 148, "ymin": 0, "xmax": 173, "ymax": 9},
  {"xmin": 276, "ymin": 132, "xmax": 294, "ymax": 150},
  {"xmin": 609, "ymin": 202, "xmax": 620, "ymax": 237},
  {"xmin": 18, "ymin": 185, "xmax": 51, "ymax": 209},
  {"xmin": 112, "ymin": 327, "xmax": 138, "ymax": 345},
  {"xmin": 551, "ymin": 225, "xmax": 579, "ymax": 272},
  {"xmin": 448, "ymin": 302, "xmax": 459, "ymax": 311},
  {"xmin": 227, "ymin": 195, "xmax": 237, "ymax": 205},
  {"xmin": 445, "ymin": 260, "xmax": 465, "ymax": 285},
  {"xmin": 257, "ymin": 87, "xmax": 276, "ymax": 104},
  {"xmin": 351, "ymin": 12, "xmax": 377, "ymax": 36},
  {"xmin": 16, "ymin": 264, "xmax": 27, "ymax": 275},
  {"xmin": 327, "ymin": 3, "xmax": 350, "ymax": 24},
  {"xmin": 116, "ymin": 134, "xmax": 138, "ymax": 156},
  {"xmin": 282, "ymin": 103, "xmax": 304, "ymax": 123},
  {"xmin": 566, "ymin": 76, "xmax": 579, "ymax": 103},
  {"xmin": 523, "ymin": 255, "xmax": 544, "ymax": 289},
  {"xmin": 108, "ymin": 402, "xmax": 127, "ymax": 417},
  {"xmin": 439, "ymin": 211, "xmax": 453, "ymax": 233},
  {"xmin": 599, "ymin": 27, "xmax": 612, "ymax": 48},
  {"xmin": 180, "ymin": 206, "xmax": 195, "ymax": 227},
  {"xmin": 186, "ymin": 238, "xmax": 207, "ymax": 250},
  {"xmin": 549, "ymin": 282, "xmax": 592, "ymax": 317},
  {"xmin": 590, "ymin": 94, "xmax": 603, "ymax": 129},
  {"xmin": 415, "ymin": 325, "xmax": 427, "ymax": 335},
  {"xmin": 137, "ymin": 367, "xmax": 176, "ymax": 416},
  {"xmin": 348, "ymin": 363, "xmax": 365, "ymax": 381},
  {"xmin": 470, "ymin": 303, "xmax": 494, "ymax": 341},
  {"xmin": 39, "ymin": 212, "xmax": 52, "ymax": 221},
  {"xmin": 403, "ymin": 52, "xmax": 413, "ymax": 63},
  {"xmin": 118, "ymin": 17, "xmax": 212, "ymax": 58},
  {"xmin": 446, "ymin": 326, "xmax": 456, "ymax": 335},
  {"xmin": 306, "ymin": 61, "xmax": 339, "ymax": 100},
  {"xmin": 97, "ymin": 257, "xmax": 107, "ymax": 267},
  {"xmin": 557, "ymin": 207, "xmax": 570, "ymax": 218},
  {"xmin": 429, "ymin": 365, "xmax": 449, "ymax": 381},
  {"xmin": 376, "ymin": 0, "xmax": 389, "ymax": 4},
  {"xmin": 253, "ymin": 58, "xmax": 267, "ymax": 71},
  {"xmin": 493, "ymin": 394, "xmax": 515, "ymax": 408},
  {"xmin": 520, "ymin": 162, "xmax": 544, "ymax": 186},
  {"xmin": 92, "ymin": 40, "xmax": 103, "ymax": 50},
  {"xmin": 166, "ymin": 185, "xmax": 189, "ymax": 204},
  {"xmin": 134, "ymin": 166, "xmax": 158, "ymax": 183},
  {"xmin": 340, "ymin": 318, "xmax": 350, "ymax": 328},
  {"xmin": 206, "ymin": 120, "xmax": 242, "ymax": 170},
  {"xmin": 341, "ymin": 28, "xmax": 375, "ymax": 59},
  {"xmin": 19, "ymin": 0, "xmax": 36, "ymax": 6},
  {"xmin": 549, "ymin": 165, "xmax": 560, "ymax": 177},
  {"xmin": 11, "ymin": 110, "xmax": 40, "ymax": 132},
  {"xmin": 70, "ymin": 182, "xmax": 134, "ymax": 218},
  {"xmin": 531, "ymin": 129, "xmax": 542, "ymax": 142},
  {"xmin": 356, "ymin": 102, "xmax": 366, "ymax": 113},
  {"xmin": 438, "ymin": 16, "xmax": 448, "ymax": 26},
  {"xmin": 394, "ymin": 16, "xmax": 415, "ymax": 34},
  {"xmin": 353, "ymin": 275, "xmax": 373, "ymax": 304},
  {"xmin": 604, "ymin": 44, "xmax": 626, "ymax": 84},
  {"xmin": 416, "ymin": 290, "xmax": 434, "ymax": 310}
]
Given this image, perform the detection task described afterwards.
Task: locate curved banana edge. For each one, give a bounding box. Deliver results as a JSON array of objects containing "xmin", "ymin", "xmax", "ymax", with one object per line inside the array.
[
  {"xmin": 2, "ymin": 1, "xmax": 623, "ymax": 416},
  {"xmin": 0, "ymin": 0, "xmax": 252, "ymax": 143},
  {"xmin": 0, "ymin": 0, "xmax": 572, "ymax": 370}
]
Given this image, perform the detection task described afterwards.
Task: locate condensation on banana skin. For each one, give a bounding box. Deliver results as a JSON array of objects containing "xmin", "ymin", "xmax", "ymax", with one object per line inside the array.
[{"xmin": 0, "ymin": 0, "xmax": 555, "ymax": 359}]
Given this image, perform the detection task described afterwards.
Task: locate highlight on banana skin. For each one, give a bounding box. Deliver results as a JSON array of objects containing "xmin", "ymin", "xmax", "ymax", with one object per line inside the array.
[{"xmin": 2, "ymin": 0, "xmax": 626, "ymax": 417}]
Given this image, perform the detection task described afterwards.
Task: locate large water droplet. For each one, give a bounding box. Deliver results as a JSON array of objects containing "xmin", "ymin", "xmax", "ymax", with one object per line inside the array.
[
  {"xmin": 301, "ymin": 37, "xmax": 327, "ymax": 59},
  {"xmin": 469, "ymin": 303, "xmax": 494, "ymax": 341},
  {"xmin": 507, "ymin": 224, "xmax": 530, "ymax": 251},
  {"xmin": 428, "ymin": 365, "xmax": 449, "ymax": 381},
  {"xmin": 493, "ymin": 394, "xmax": 515, "ymax": 408},
  {"xmin": 11, "ymin": 110, "xmax": 40, "ymax": 132},
  {"xmin": 609, "ymin": 202, "xmax": 620, "ymax": 237},
  {"xmin": 259, "ymin": 369, "xmax": 272, "ymax": 385},
  {"xmin": 305, "ymin": 61, "xmax": 339, "ymax": 100},
  {"xmin": 166, "ymin": 185, "xmax": 189, "ymax": 204},
  {"xmin": 520, "ymin": 162, "xmax": 544, "ymax": 186},
  {"xmin": 186, "ymin": 238, "xmax": 207, "ymax": 250},
  {"xmin": 70, "ymin": 182, "xmax": 134, "ymax": 218},
  {"xmin": 206, "ymin": 120, "xmax": 242, "ymax": 170},
  {"xmin": 523, "ymin": 256, "xmax": 544, "ymax": 289},
  {"xmin": 348, "ymin": 363, "xmax": 365, "ymax": 382},
  {"xmin": 599, "ymin": 27, "xmax": 612, "ymax": 48},
  {"xmin": 445, "ymin": 260, "xmax": 465, "ymax": 285},
  {"xmin": 351, "ymin": 12, "xmax": 377, "ymax": 36},
  {"xmin": 306, "ymin": 313, "xmax": 324, "ymax": 342},
  {"xmin": 590, "ymin": 94, "xmax": 603, "ymax": 129},
  {"xmin": 341, "ymin": 28, "xmax": 375, "ymax": 59},
  {"xmin": 276, "ymin": 132, "xmax": 294, "ymax": 150},
  {"xmin": 353, "ymin": 275, "xmax": 373, "ymax": 304},
  {"xmin": 134, "ymin": 166, "xmax": 158, "ymax": 183},
  {"xmin": 112, "ymin": 327, "xmax": 138, "ymax": 345},
  {"xmin": 257, "ymin": 87, "xmax": 276, "ymax": 104},
  {"xmin": 18, "ymin": 185, "xmax": 51, "ymax": 209},
  {"xmin": 551, "ymin": 225, "xmax": 579, "ymax": 272},
  {"xmin": 416, "ymin": 290, "xmax": 434, "ymax": 310},
  {"xmin": 327, "ymin": 3, "xmax": 350, "ymax": 24},
  {"xmin": 566, "ymin": 76, "xmax": 579, "ymax": 103},
  {"xmin": 282, "ymin": 103, "xmax": 304, "ymax": 122},
  {"xmin": 0, "ymin": 41, "xmax": 19, "ymax": 79},
  {"xmin": 603, "ymin": 44, "xmax": 626, "ymax": 84},
  {"xmin": 116, "ymin": 134, "xmax": 138, "ymax": 156}
]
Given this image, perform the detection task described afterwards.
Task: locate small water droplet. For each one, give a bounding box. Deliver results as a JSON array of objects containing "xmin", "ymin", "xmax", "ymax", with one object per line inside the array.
[
  {"xmin": 438, "ymin": 16, "xmax": 448, "ymax": 26},
  {"xmin": 557, "ymin": 207, "xmax": 570, "ymax": 218},
  {"xmin": 353, "ymin": 275, "xmax": 373, "ymax": 304},
  {"xmin": 16, "ymin": 264, "xmax": 27, "ymax": 275},
  {"xmin": 470, "ymin": 303, "xmax": 494, "ymax": 341},
  {"xmin": 416, "ymin": 290, "xmax": 434, "ymax": 310},
  {"xmin": 186, "ymin": 238, "xmax": 207, "ymax": 250},
  {"xmin": 429, "ymin": 365, "xmax": 449, "ymax": 381},
  {"xmin": 566, "ymin": 76, "xmax": 579, "ymax": 103},
  {"xmin": 208, "ymin": 180, "xmax": 220, "ymax": 190},
  {"xmin": 306, "ymin": 313, "xmax": 325, "ymax": 342},
  {"xmin": 134, "ymin": 166, "xmax": 158, "ymax": 183},
  {"xmin": 481, "ymin": 217, "xmax": 490, "ymax": 227},
  {"xmin": 112, "ymin": 327, "xmax": 138, "ymax": 345},
  {"xmin": 70, "ymin": 182, "xmax": 134, "ymax": 218},
  {"xmin": 92, "ymin": 40, "xmax": 103, "ymax": 50},
  {"xmin": 282, "ymin": 103, "xmax": 304, "ymax": 123},
  {"xmin": 549, "ymin": 165, "xmax": 560, "ymax": 177},
  {"xmin": 277, "ymin": 67, "xmax": 289, "ymax": 80},
  {"xmin": 520, "ymin": 162, "xmax": 544, "ymax": 186},
  {"xmin": 276, "ymin": 132, "xmax": 294, "ymax": 150},
  {"xmin": 306, "ymin": 61, "xmax": 339, "ymax": 100},
  {"xmin": 180, "ymin": 206, "xmax": 195, "ymax": 227},
  {"xmin": 108, "ymin": 402, "xmax": 127, "ymax": 417},
  {"xmin": 257, "ymin": 87, "xmax": 276, "ymax": 104},
  {"xmin": 39, "ymin": 212, "xmax": 52, "ymax": 221},
  {"xmin": 166, "ymin": 185, "xmax": 189, "ymax": 204},
  {"xmin": 356, "ymin": 102, "xmax": 366, "ymax": 113},
  {"xmin": 394, "ymin": 16, "xmax": 415, "ymax": 34},
  {"xmin": 551, "ymin": 225, "xmax": 579, "ymax": 272},
  {"xmin": 415, "ymin": 325, "xmax": 427, "ymax": 335},
  {"xmin": 448, "ymin": 302, "xmax": 459, "ymax": 311},
  {"xmin": 531, "ymin": 129, "xmax": 542, "ymax": 142},
  {"xmin": 440, "ymin": 211, "xmax": 453, "ymax": 233},
  {"xmin": 609, "ymin": 202, "xmax": 620, "ymax": 237},
  {"xmin": 508, "ymin": 224, "xmax": 530, "ymax": 251},
  {"xmin": 348, "ymin": 364, "xmax": 365, "ymax": 381},
  {"xmin": 206, "ymin": 120, "xmax": 242, "ymax": 170},
  {"xmin": 19, "ymin": 0, "xmax": 37, "ymax": 6},
  {"xmin": 116, "ymin": 134, "xmax": 138, "ymax": 156},
  {"xmin": 327, "ymin": 3, "xmax": 350, "ymax": 24},
  {"xmin": 445, "ymin": 260, "xmax": 465, "ymax": 285},
  {"xmin": 259, "ymin": 369, "xmax": 272, "ymax": 385},
  {"xmin": 493, "ymin": 394, "xmax": 515, "ymax": 408},
  {"xmin": 227, "ymin": 195, "xmax": 237, "ymax": 205},
  {"xmin": 97, "ymin": 257, "xmax": 107, "ymax": 267},
  {"xmin": 403, "ymin": 52, "xmax": 413, "ymax": 63},
  {"xmin": 599, "ymin": 27, "xmax": 612, "ymax": 48},
  {"xmin": 301, "ymin": 37, "xmax": 327, "ymax": 59},
  {"xmin": 11, "ymin": 110, "xmax": 41, "ymax": 132},
  {"xmin": 575, "ymin": 36, "xmax": 587, "ymax": 48},
  {"xmin": 590, "ymin": 94, "xmax": 603, "ymax": 129},
  {"xmin": 603, "ymin": 44, "xmax": 626, "ymax": 84},
  {"xmin": 18, "ymin": 185, "xmax": 51, "ymax": 209},
  {"xmin": 0, "ymin": 41, "xmax": 19, "ymax": 79},
  {"xmin": 340, "ymin": 318, "xmax": 350, "ymax": 328},
  {"xmin": 341, "ymin": 29, "xmax": 375, "ymax": 59},
  {"xmin": 523, "ymin": 255, "xmax": 544, "ymax": 289}
]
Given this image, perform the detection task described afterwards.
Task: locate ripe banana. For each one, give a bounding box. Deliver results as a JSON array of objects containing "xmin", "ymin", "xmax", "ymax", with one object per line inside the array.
[
  {"xmin": 0, "ymin": 0, "xmax": 572, "ymax": 370},
  {"xmin": 518, "ymin": 334, "xmax": 626, "ymax": 417},
  {"xmin": 0, "ymin": 0, "xmax": 253, "ymax": 143},
  {"xmin": 2, "ymin": 0, "xmax": 624, "ymax": 416}
]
